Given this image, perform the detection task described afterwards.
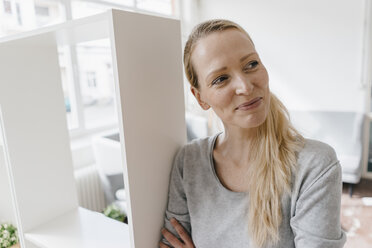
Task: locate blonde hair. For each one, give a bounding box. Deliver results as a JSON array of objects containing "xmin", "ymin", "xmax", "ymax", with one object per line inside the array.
[{"xmin": 184, "ymin": 19, "xmax": 304, "ymax": 247}]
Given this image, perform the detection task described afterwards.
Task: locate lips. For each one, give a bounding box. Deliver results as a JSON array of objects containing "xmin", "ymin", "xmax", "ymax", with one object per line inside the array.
[{"xmin": 236, "ymin": 97, "xmax": 263, "ymax": 110}]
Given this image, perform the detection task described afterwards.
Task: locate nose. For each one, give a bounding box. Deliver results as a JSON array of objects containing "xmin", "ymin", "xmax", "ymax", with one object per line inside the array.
[{"xmin": 234, "ymin": 75, "xmax": 254, "ymax": 95}]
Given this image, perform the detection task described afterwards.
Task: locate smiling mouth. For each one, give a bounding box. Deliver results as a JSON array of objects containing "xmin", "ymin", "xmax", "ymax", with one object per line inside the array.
[{"xmin": 236, "ymin": 97, "xmax": 263, "ymax": 110}]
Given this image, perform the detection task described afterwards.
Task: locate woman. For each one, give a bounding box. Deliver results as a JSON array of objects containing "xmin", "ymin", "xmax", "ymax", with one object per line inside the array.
[{"xmin": 160, "ymin": 19, "xmax": 346, "ymax": 248}]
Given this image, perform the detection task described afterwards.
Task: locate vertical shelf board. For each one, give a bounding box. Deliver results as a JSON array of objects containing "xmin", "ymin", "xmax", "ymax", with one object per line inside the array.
[
  {"xmin": 0, "ymin": 33, "xmax": 78, "ymax": 233},
  {"xmin": 0, "ymin": 145, "xmax": 17, "ymax": 225},
  {"xmin": 110, "ymin": 9, "xmax": 186, "ymax": 247}
]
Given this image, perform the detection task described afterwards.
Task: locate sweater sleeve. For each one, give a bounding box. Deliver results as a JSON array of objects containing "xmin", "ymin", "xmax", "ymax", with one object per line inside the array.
[
  {"xmin": 161, "ymin": 147, "xmax": 191, "ymax": 246},
  {"xmin": 290, "ymin": 161, "xmax": 346, "ymax": 248}
]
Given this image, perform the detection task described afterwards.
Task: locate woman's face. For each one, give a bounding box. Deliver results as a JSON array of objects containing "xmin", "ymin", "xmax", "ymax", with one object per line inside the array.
[{"xmin": 191, "ymin": 29, "xmax": 270, "ymax": 129}]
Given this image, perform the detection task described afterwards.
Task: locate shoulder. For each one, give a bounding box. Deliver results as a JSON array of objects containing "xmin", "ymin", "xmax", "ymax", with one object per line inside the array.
[
  {"xmin": 184, "ymin": 135, "xmax": 211, "ymax": 155},
  {"xmin": 297, "ymin": 138, "xmax": 338, "ymax": 165},
  {"xmin": 172, "ymin": 134, "xmax": 216, "ymax": 171},
  {"xmin": 294, "ymin": 138, "xmax": 341, "ymax": 193},
  {"xmin": 175, "ymin": 136, "xmax": 211, "ymax": 159}
]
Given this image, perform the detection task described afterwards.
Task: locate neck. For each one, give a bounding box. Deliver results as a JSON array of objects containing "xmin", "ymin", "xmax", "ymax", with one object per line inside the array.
[{"xmin": 215, "ymin": 125, "xmax": 259, "ymax": 167}]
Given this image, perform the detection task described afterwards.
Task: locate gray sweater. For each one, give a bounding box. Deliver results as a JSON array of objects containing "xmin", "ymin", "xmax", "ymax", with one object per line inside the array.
[{"xmin": 162, "ymin": 133, "xmax": 346, "ymax": 248}]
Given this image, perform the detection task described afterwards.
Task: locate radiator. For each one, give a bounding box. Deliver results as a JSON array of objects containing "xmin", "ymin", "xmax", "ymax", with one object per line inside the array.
[{"xmin": 74, "ymin": 165, "xmax": 106, "ymax": 212}]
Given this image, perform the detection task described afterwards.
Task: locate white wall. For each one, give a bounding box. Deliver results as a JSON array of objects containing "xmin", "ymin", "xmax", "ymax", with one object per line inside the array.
[{"xmin": 192, "ymin": 0, "xmax": 367, "ymax": 112}]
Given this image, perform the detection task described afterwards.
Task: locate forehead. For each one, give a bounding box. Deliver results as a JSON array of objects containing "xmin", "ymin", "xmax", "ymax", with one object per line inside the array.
[{"xmin": 191, "ymin": 29, "xmax": 256, "ymax": 80}]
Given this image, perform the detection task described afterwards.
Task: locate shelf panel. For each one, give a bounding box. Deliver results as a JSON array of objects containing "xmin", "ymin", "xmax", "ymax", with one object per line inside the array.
[
  {"xmin": 25, "ymin": 207, "xmax": 130, "ymax": 248},
  {"xmin": 0, "ymin": 32, "xmax": 79, "ymax": 233},
  {"xmin": 0, "ymin": 8, "xmax": 184, "ymax": 247},
  {"xmin": 0, "ymin": 146, "xmax": 17, "ymax": 224},
  {"xmin": 0, "ymin": 11, "xmax": 110, "ymax": 46},
  {"xmin": 110, "ymin": 9, "xmax": 185, "ymax": 247}
]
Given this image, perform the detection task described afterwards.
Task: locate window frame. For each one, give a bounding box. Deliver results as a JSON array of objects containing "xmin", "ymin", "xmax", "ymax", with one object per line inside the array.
[{"xmin": 60, "ymin": 0, "xmax": 179, "ymax": 138}]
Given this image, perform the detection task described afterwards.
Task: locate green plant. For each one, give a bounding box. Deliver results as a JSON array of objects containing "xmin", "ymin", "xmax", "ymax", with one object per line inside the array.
[
  {"xmin": 103, "ymin": 204, "xmax": 126, "ymax": 222},
  {"xmin": 0, "ymin": 223, "xmax": 18, "ymax": 248}
]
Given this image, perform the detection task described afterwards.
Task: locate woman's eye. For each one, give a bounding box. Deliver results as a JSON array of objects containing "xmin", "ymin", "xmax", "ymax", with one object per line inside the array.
[
  {"xmin": 244, "ymin": 60, "xmax": 259, "ymax": 70},
  {"xmin": 212, "ymin": 75, "xmax": 229, "ymax": 85}
]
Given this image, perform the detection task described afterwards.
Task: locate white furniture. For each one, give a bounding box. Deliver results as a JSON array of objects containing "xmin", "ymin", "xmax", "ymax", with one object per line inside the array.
[
  {"xmin": 25, "ymin": 208, "xmax": 130, "ymax": 248},
  {"xmin": 0, "ymin": 146, "xmax": 17, "ymax": 226},
  {"xmin": 0, "ymin": 9, "xmax": 186, "ymax": 248},
  {"xmin": 92, "ymin": 131, "xmax": 122, "ymax": 176},
  {"xmin": 290, "ymin": 111, "xmax": 365, "ymax": 194},
  {"xmin": 92, "ymin": 131, "xmax": 127, "ymax": 212}
]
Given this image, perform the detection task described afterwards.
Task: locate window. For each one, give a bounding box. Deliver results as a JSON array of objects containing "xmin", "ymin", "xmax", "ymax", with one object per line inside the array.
[
  {"xmin": 3, "ymin": 0, "xmax": 12, "ymax": 14},
  {"xmin": 136, "ymin": 0, "xmax": 174, "ymax": 16},
  {"xmin": 35, "ymin": 5, "xmax": 50, "ymax": 16},
  {"xmin": 0, "ymin": 0, "xmax": 64, "ymax": 37},
  {"xmin": 34, "ymin": 0, "xmax": 64, "ymax": 27},
  {"xmin": 69, "ymin": 0, "xmax": 179, "ymax": 133},
  {"xmin": 58, "ymin": 46, "xmax": 79, "ymax": 130},
  {"xmin": 75, "ymin": 39, "xmax": 118, "ymax": 130},
  {"xmin": 71, "ymin": 0, "xmax": 177, "ymax": 19},
  {"xmin": 86, "ymin": 72, "xmax": 97, "ymax": 88},
  {"xmin": 15, "ymin": 3, "xmax": 21, "ymax": 25},
  {"xmin": 103, "ymin": 0, "xmax": 134, "ymax": 6},
  {"xmin": 71, "ymin": 1, "xmax": 113, "ymax": 19},
  {"xmin": 1, "ymin": 0, "xmax": 179, "ymax": 135}
]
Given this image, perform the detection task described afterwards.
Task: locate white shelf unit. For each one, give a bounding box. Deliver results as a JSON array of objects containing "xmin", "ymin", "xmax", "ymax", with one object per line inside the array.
[
  {"xmin": 0, "ymin": 146, "xmax": 17, "ymax": 227},
  {"xmin": 0, "ymin": 9, "xmax": 186, "ymax": 248},
  {"xmin": 24, "ymin": 208, "xmax": 130, "ymax": 248}
]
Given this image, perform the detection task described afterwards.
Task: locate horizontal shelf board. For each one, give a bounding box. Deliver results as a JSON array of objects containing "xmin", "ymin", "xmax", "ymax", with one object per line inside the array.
[
  {"xmin": 25, "ymin": 207, "xmax": 130, "ymax": 248},
  {"xmin": 0, "ymin": 11, "xmax": 110, "ymax": 45}
]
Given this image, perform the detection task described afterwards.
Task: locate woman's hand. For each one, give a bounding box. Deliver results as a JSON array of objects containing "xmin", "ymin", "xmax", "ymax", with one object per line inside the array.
[{"xmin": 159, "ymin": 218, "xmax": 195, "ymax": 248}]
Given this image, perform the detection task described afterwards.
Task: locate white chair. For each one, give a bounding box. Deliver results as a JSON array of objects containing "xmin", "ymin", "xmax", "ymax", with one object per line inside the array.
[
  {"xmin": 92, "ymin": 132, "xmax": 126, "ymax": 206},
  {"xmin": 289, "ymin": 111, "xmax": 365, "ymax": 196}
]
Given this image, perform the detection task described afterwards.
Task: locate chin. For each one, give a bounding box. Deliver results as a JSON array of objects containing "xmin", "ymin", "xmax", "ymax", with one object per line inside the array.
[{"xmin": 240, "ymin": 114, "xmax": 267, "ymax": 129}]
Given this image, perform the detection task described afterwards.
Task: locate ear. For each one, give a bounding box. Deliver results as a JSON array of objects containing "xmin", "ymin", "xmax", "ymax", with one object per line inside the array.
[{"xmin": 190, "ymin": 86, "xmax": 210, "ymax": 110}]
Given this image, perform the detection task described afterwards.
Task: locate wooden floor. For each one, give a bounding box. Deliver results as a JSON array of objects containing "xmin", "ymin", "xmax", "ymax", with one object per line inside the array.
[{"xmin": 341, "ymin": 179, "xmax": 372, "ymax": 248}]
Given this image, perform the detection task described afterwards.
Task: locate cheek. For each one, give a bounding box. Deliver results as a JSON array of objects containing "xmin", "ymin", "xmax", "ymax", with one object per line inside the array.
[
  {"xmin": 211, "ymin": 88, "xmax": 234, "ymax": 108},
  {"xmin": 257, "ymin": 68, "xmax": 269, "ymax": 88}
]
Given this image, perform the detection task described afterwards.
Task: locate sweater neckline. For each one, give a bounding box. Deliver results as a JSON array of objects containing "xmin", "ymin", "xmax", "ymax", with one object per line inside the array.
[{"xmin": 208, "ymin": 132, "xmax": 248, "ymax": 196}]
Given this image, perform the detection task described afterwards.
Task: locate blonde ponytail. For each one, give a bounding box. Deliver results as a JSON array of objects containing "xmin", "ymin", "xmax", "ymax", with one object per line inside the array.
[{"xmin": 247, "ymin": 93, "xmax": 304, "ymax": 247}]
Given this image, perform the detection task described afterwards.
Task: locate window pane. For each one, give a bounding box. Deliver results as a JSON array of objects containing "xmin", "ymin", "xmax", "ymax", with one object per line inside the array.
[
  {"xmin": 3, "ymin": 0, "xmax": 12, "ymax": 14},
  {"xmin": 0, "ymin": 0, "xmax": 64, "ymax": 37},
  {"xmin": 33, "ymin": 0, "xmax": 64, "ymax": 29},
  {"xmin": 136, "ymin": 0, "xmax": 174, "ymax": 16},
  {"xmin": 76, "ymin": 39, "xmax": 118, "ymax": 129},
  {"xmin": 103, "ymin": 0, "xmax": 134, "ymax": 6},
  {"xmin": 72, "ymin": 0, "xmax": 112, "ymax": 19},
  {"xmin": 71, "ymin": 0, "xmax": 138, "ymax": 19},
  {"xmin": 58, "ymin": 46, "xmax": 79, "ymax": 130}
]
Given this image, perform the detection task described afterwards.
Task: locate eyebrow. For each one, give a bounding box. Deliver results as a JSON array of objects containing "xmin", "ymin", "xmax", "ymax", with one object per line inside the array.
[
  {"xmin": 239, "ymin": 52, "xmax": 257, "ymax": 62},
  {"xmin": 206, "ymin": 52, "xmax": 257, "ymax": 81},
  {"xmin": 206, "ymin": 66, "xmax": 228, "ymax": 81}
]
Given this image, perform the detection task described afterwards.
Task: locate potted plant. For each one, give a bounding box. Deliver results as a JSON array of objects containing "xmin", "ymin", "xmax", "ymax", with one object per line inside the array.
[
  {"xmin": 0, "ymin": 223, "xmax": 19, "ymax": 248},
  {"xmin": 103, "ymin": 203, "xmax": 127, "ymax": 223}
]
